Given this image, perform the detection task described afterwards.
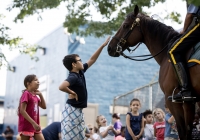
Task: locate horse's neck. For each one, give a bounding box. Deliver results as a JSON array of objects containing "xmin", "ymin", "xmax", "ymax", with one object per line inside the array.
[{"xmin": 141, "ymin": 18, "xmax": 179, "ymax": 65}]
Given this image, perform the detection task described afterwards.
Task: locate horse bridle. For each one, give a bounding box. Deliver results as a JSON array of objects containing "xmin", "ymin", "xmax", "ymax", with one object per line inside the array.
[
  {"xmin": 115, "ymin": 18, "xmax": 141, "ymax": 54},
  {"xmin": 113, "ymin": 17, "xmax": 169, "ymax": 61}
]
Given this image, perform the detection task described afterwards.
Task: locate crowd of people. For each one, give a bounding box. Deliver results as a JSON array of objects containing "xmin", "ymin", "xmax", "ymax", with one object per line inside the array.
[
  {"xmin": 1, "ymin": 2, "xmax": 199, "ymax": 140},
  {"xmin": 82, "ymin": 101, "xmax": 200, "ymax": 140}
]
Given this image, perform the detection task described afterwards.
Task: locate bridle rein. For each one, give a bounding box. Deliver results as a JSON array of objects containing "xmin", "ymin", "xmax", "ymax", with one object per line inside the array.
[{"xmin": 112, "ymin": 17, "xmax": 168, "ymax": 61}]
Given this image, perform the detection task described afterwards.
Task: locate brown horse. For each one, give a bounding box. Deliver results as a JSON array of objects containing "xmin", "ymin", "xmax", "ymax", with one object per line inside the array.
[{"xmin": 107, "ymin": 5, "xmax": 200, "ymax": 140}]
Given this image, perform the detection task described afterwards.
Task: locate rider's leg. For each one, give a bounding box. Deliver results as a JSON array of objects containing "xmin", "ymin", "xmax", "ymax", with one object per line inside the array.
[{"xmin": 167, "ymin": 23, "xmax": 200, "ymax": 101}]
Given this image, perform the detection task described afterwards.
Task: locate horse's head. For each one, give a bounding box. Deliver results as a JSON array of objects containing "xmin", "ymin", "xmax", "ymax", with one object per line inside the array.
[{"xmin": 108, "ymin": 5, "xmax": 143, "ymax": 57}]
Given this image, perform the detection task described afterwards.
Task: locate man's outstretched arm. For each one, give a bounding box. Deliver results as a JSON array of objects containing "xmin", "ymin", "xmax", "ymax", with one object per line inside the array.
[{"xmin": 87, "ymin": 36, "xmax": 110, "ymax": 68}]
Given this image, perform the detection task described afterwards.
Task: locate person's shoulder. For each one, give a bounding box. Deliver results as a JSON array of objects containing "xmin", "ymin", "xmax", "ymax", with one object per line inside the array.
[
  {"xmin": 153, "ymin": 122, "xmax": 158, "ymax": 125},
  {"xmin": 50, "ymin": 122, "xmax": 61, "ymax": 127},
  {"xmin": 67, "ymin": 72, "xmax": 79, "ymax": 79},
  {"xmin": 23, "ymin": 90, "xmax": 30, "ymax": 94},
  {"xmin": 20, "ymin": 90, "xmax": 30, "ymax": 98},
  {"xmin": 83, "ymin": 63, "xmax": 88, "ymax": 67},
  {"xmin": 126, "ymin": 112, "xmax": 132, "ymax": 116},
  {"xmin": 146, "ymin": 123, "xmax": 153, "ymax": 127}
]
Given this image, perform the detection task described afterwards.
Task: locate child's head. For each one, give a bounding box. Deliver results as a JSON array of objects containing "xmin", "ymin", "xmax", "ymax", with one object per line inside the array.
[
  {"xmin": 63, "ymin": 54, "xmax": 84, "ymax": 71},
  {"xmin": 96, "ymin": 115, "xmax": 107, "ymax": 127},
  {"xmin": 129, "ymin": 98, "xmax": 141, "ymax": 112},
  {"xmin": 143, "ymin": 110, "xmax": 153, "ymax": 124},
  {"xmin": 120, "ymin": 126, "xmax": 126, "ymax": 137},
  {"xmin": 153, "ymin": 108, "xmax": 165, "ymax": 122},
  {"xmin": 112, "ymin": 113, "xmax": 120, "ymax": 122},
  {"xmin": 24, "ymin": 74, "xmax": 39, "ymax": 91},
  {"xmin": 87, "ymin": 124, "xmax": 94, "ymax": 134}
]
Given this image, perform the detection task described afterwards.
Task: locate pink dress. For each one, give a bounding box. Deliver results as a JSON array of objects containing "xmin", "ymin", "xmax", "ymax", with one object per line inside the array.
[{"xmin": 18, "ymin": 90, "xmax": 40, "ymax": 133}]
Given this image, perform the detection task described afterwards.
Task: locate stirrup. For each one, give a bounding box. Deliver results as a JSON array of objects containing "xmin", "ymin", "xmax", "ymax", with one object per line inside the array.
[{"xmin": 172, "ymin": 87, "xmax": 183, "ymax": 103}]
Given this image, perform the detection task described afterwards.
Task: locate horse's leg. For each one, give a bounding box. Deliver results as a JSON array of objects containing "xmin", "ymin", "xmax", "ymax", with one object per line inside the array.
[
  {"xmin": 161, "ymin": 63, "xmax": 187, "ymax": 139},
  {"xmin": 190, "ymin": 65, "xmax": 200, "ymax": 99},
  {"xmin": 183, "ymin": 102, "xmax": 195, "ymax": 139},
  {"xmin": 165, "ymin": 98, "xmax": 186, "ymax": 140}
]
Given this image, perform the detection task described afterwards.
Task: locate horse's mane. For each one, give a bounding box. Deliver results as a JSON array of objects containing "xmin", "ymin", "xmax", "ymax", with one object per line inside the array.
[{"xmin": 138, "ymin": 13, "xmax": 180, "ymax": 45}]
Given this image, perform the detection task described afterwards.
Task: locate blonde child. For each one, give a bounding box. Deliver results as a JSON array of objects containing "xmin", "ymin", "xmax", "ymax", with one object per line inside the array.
[
  {"xmin": 87, "ymin": 124, "xmax": 101, "ymax": 140},
  {"xmin": 96, "ymin": 115, "xmax": 118, "ymax": 140},
  {"xmin": 153, "ymin": 108, "xmax": 165, "ymax": 140},
  {"xmin": 125, "ymin": 98, "xmax": 144, "ymax": 140},
  {"xmin": 18, "ymin": 74, "xmax": 46, "ymax": 140}
]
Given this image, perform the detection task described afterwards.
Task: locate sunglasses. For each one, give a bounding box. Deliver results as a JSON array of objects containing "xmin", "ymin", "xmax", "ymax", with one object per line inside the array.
[{"xmin": 75, "ymin": 59, "xmax": 82, "ymax": 62}]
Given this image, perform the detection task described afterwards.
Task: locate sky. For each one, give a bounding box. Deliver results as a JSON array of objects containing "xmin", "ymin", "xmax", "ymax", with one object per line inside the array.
[{"xmin": 0, "ymin": 0, "xmax": 187, "ymax": 96}]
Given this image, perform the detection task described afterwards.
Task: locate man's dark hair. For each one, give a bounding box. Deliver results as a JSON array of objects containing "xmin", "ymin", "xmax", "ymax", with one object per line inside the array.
[
  {"xmin": 112, "ymin": 113, "xmax": 120, "ymax": 119},
  {"xmin": 63, "ymin": 54, "xmax": 79, "ymax": 71},
  {"xmin": 143, "ymin": 109, "xmax": 153, "ymax": 118}
]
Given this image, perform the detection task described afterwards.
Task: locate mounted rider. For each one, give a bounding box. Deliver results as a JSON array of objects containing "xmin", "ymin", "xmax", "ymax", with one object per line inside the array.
[{"xmin": 168, "ymin": 4, "xmax": 200, "ymax": 102}]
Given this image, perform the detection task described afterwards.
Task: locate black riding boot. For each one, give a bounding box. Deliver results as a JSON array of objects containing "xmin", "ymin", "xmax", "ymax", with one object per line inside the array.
[{"xmin": 168, "ymin": 62, "xmax": 196, "ymax": 102}]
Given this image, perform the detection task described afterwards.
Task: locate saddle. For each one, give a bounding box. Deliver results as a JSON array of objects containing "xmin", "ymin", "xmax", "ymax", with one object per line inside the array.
[{"xmin": 187, "ymin": 42, "xmax": 200, "ymax": 67}]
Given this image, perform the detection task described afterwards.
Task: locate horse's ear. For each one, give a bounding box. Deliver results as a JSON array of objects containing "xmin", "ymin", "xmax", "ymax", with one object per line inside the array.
[{"xmin": 133, "ymin": 5, "xmax": 139, "ymax": 16}]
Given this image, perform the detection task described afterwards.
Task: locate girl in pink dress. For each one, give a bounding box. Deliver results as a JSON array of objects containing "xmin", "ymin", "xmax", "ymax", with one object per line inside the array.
[{"xmin": 18, "ymin": 74, "xmax": 46, "ymax": 140}]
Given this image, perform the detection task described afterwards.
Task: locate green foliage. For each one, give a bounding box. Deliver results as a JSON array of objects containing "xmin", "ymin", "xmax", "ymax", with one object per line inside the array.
[
  {"xmin": 188, "ymin": 0, "xmax": 200, "ymax": 6},
  {"xmin": 0, "ymin": 0, "xmax": 192, "ymax": 70},
  {"xmin": 165, "ymin": 12, "xmax": 182, "ymax": 24},
  {"xmin": 7, "ymin": 0, "xmax": 63, "ymax": 22},
  {"xmin": 10, "ymin": 0, "xmax": 169, "ymax": 37},
  {"xmin": 0, "ymin": 14, "xmax": 41, "ymax": 70}
]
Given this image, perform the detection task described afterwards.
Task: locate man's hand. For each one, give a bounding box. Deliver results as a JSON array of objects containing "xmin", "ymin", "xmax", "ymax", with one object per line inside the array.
[
  {"xmin": 69, "ymin": 91, "xmax": 78, "ymax": 101},
  {"xmin": 102, "ymin": 36, "xmax": 111, "ymax": 47}
]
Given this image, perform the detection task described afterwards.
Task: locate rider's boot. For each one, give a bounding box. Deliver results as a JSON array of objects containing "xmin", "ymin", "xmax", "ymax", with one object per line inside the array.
[{"xmin": 168, "ymin": 62, "xmax": 196, "ymax": 102}]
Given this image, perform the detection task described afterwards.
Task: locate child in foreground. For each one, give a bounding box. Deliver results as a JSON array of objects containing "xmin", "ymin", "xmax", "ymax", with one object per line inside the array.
[
  {"xmin": 96, "ymin": 115, "xmax": 118, "ymax": 140},
  {"xmin": 18, "ymin": 74, "xmax": 46, "ymax": 140},
  {"xmin": 125, "ymin": 98, "xmax": 144, "ymax": 140}
]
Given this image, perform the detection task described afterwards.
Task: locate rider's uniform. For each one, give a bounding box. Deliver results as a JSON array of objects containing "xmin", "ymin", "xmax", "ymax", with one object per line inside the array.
[
  {"xmin": 168, "ymin": 4, "xmax": 200, "ymax": 65},
  {"xmin": 168, "ymin": 4, "xmax": 200, "ymax": 101}
]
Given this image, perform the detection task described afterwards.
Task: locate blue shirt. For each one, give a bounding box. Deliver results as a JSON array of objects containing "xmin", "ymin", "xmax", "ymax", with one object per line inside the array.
[
  {"xmin": 42, "ymin": 122, "xmax": 61, "ymax": 140},
  {"xmin": 164, "ymin": 113, "xmax": 178, "ymax": 139},
  {"xmin": 66, "ymin": 63, "xmax": 88, "ymax": 108},
  {"xmin": 188, "ymin": 4, "xmax": 200, "ymax": 17}
]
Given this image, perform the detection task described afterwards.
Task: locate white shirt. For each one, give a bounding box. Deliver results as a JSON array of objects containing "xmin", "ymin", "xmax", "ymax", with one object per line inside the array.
[
  {"xmin": 99, "ymin": 126, "xmax": 115, "ymax": 140},
  {"xmin": 88, "ymin": 133, "xmax": 100, "ymax": 140},
  {"xmin": 144, "ymin": 124, "xmax": 155, "ymax": 140}
]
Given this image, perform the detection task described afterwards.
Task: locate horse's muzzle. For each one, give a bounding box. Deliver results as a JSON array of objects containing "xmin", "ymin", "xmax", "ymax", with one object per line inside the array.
[{"xmin": 107, "ymin": 45, "xmax": 120, "ymax": 57}]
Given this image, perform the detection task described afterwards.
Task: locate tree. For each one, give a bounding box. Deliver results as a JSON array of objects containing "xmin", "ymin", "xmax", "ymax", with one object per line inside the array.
[
  {"xmin": 0, "ymin": 14, "xmax": 42, "ymax": 71},
  {"xmin": 9, "ymin": 0, "xmax": 200, "ymax": 37},
  {"xmin": 1, "ymin": 0, "xmax": 199, "ymax": 69}
]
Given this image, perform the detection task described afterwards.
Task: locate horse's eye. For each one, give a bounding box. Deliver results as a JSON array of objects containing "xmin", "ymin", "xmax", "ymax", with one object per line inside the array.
[{"xmin": 123, "ymin": 24, "xmax": 129, "ymax": 29}]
